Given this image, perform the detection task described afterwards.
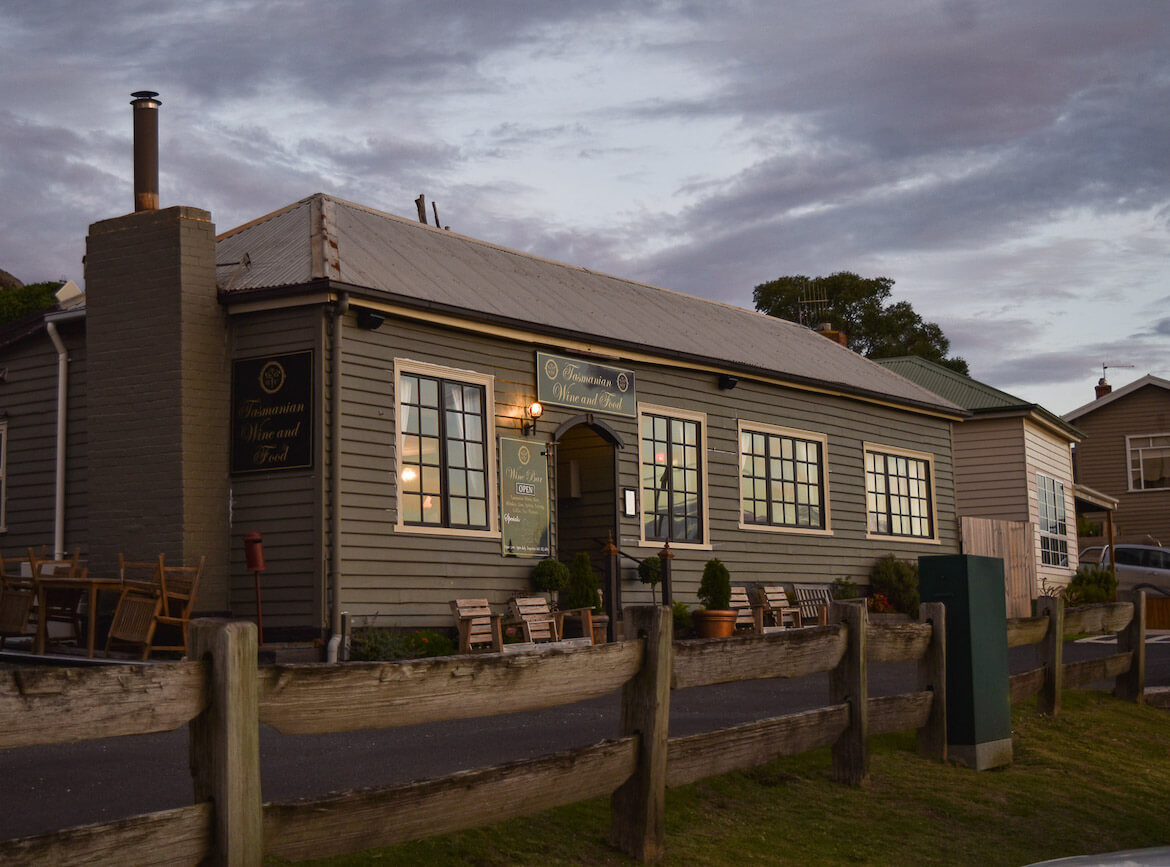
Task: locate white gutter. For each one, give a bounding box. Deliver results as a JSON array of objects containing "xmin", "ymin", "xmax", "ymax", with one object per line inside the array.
[{"xmin": 45, "ymin": 317, "xmax": 73, "ymax": 558}]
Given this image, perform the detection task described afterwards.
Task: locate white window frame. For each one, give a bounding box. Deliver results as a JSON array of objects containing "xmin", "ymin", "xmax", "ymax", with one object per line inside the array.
[
  {"xmin": 863, "ymin": 442, "xmax": 939, "ymax": 543},
  {"xmin": 1126, "ymin": 433, "xmax": 1170, "ymax": 492},
  {"xmin": 1036, "ymin": 473, "xmax": 1069, "ymax": 567},
  {"xmin": 393, "ymin": 358, "xmax": 499, "ymax": 539},
  {"xmin": 737, "ymin": 420, "xmax": 832, "ymax": 536},
  {"xmin": 637, "ymin": 403, "xmax": 711, "ymax": 550}
]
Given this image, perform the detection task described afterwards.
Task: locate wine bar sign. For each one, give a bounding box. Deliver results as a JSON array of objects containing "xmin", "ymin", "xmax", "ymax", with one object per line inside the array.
[{"xmin": 231, "ymin": 350, "xmax": 313, "ymax": 473}]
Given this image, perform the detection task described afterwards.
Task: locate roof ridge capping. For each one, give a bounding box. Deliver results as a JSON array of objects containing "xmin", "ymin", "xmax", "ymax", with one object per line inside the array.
[{"xmin": 1064, "ymin": 373, "xmax": 1170, "ymax": 421}]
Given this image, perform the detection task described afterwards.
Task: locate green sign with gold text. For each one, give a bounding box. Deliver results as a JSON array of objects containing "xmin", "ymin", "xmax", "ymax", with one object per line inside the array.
[
  {"xmin": 231, "ymin": 350, "xmax": 313, "ymax": 473},
  {"xmin": 536, "ymin": 351, "xmax": 636, "ymax": 417},
  {"xmin": 499, "ymin": 436, "xmax": 550, "ymax": 558}
]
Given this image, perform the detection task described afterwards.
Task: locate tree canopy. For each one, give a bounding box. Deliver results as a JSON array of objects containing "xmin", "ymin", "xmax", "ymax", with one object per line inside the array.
[
  {"xmin": 752, "ymin": 271, "xmax": 968, "ymax": 375},
  {"xmin": 0, "ymin": 281, "xmax": 61, "ymax": 326}
]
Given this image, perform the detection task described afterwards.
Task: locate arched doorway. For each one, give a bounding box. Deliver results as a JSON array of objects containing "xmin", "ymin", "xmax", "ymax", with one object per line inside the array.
[{"xmin": 553, "ymin": 416, "xmax": 624, "ymax": 631}]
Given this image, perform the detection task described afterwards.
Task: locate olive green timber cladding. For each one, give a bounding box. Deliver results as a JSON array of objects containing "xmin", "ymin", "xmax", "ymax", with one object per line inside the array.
[
  {"xmin": 0, "ymin": 319, "xmax": 88, "ymax": 554},
  {"xmin": 1069, "ymin": 384, "xmax": 1170, "ymax": 545},
  {"xmin": 329, "ymin": 313, "xmax": 958, "ymax": 630},
  {"xmin": 85, "ymin": 207, "xmax": 230, "ymax": 607},
  {"xmin": 228, "ymin": 307, "xmax": 325, "ymax": 632},
  {"xmin": 952, "ymin": 416, "xmax": 1029, "ymax": 520}
]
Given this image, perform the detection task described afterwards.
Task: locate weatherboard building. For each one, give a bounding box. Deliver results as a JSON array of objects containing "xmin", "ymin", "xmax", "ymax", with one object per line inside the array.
[{"xmin": 0, "ymin": 99, "xmax": 966, "ymax": 649}]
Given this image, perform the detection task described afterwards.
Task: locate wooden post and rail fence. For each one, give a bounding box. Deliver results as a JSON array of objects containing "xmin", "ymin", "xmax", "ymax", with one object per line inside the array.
[{"xmin": 0, "ymin": 592, "xmax": 1145, "ymax": 865}]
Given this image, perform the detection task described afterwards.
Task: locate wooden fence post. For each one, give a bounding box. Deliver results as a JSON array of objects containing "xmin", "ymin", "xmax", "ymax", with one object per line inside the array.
[
  {"xmin": 1037, "ymin": 595, "xmax": 1063, "ymax": 716},
  {"xmin": 610, "ymin": 605, "xmax": 672, "ymax": 862},
  {"xmin": 916, "ymin": 601, "xmax": 947, "ymax": 762},
  {"xmin": 1114, "ymin": 589, "xmax": 1146, "ymax": 703},
  {"xmin": 189, "ymin": 619, "xmax": 262, "ymax": 866},
  {"xmin": 829, "ymin": 600, "xmax": 868, "ymax": 785}
]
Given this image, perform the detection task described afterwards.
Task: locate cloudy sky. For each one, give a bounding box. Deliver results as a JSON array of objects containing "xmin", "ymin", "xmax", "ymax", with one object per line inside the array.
[{"xmin": 1, "ymin": 1, "xmax": 1167, "ymax": 414}]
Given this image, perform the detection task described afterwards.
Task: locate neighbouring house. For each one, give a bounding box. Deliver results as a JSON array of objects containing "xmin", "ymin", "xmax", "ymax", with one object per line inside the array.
[
  {"xmin": 0, "ymin": 95, "xmax": 967, "ymax": 648},
  {"xmin": 1063, "ymin": 374, "xmax": 1170, "ymax": 549},
  {"xmin": 876, "ymin": 357, "xmax": 1083, "ymax": 611}
]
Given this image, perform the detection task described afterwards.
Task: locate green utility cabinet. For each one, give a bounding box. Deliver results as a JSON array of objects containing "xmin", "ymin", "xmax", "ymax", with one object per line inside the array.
[{"xmin": 919, "ymin": 554, "xmax": 1013, "ymax": 770}]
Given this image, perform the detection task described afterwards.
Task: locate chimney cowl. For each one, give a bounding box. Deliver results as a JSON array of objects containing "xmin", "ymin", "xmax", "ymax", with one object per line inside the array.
[{"xmin": 131, "ymin": 91, "xmax": 161, "ymax": 212}]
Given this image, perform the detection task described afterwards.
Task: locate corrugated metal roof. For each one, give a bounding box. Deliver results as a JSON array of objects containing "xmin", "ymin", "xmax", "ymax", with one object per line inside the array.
[
  {"xmin": 875, "ymin": 356, "xmax": 1082, "ymax": 440},
  {"xmin": 217, "ymin": 194, "xmax": 963, "ymax": 416}
]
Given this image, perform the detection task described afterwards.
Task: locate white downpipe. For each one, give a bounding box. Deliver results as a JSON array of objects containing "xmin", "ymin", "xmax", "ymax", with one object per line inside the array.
[
  {"xmin": 326, "ymin": 293, "xmax": 349, "ymax": 661},
  {"xmin": 46, "ymin": 321, "xmax": 68, "ymax": 559}
]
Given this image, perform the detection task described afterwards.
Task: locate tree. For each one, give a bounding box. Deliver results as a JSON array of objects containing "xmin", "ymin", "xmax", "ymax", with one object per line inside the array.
[
  {"xmin": 752, "ymin": 272, "xmax": 968, "ymax": 374},
  {"xmin": 0, "ymin": 281, "xmax": 61, "ymax": 326}
]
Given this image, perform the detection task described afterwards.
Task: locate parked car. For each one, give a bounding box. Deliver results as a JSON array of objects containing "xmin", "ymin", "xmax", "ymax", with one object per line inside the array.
[{"xmin": 1079, "ymin": 544, "xmax": 1170, "ymax": 595}]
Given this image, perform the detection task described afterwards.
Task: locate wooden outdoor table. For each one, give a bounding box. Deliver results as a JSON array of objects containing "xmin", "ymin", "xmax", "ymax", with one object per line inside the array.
[{"xmin": 34, "ymin": 576, "xmax": 123, "ymax": 658}]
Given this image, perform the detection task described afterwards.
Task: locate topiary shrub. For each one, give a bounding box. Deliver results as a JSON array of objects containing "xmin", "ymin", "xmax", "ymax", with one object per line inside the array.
[
  {"xmin": 832, "ymin": 575, "xmax": 861, "ymax": 599},
  {"xmin": 637, "ymin": 555, "xmax": 661, "ymax": 587},
  {"xmin": 1066, "ymin": 566, "xmax": 1118, "ymax": 605},
  {"xmin": 531, "ymin": 558, "xmax": 570, "ymax": 594},
  {"xmin": 869, "ymin": 554, "xmax": 920, "ymax": 618},
  {"xmin": 697, "ymin": 558, "xmax": 732, "ymax": 610},
  {"xmin": 563, "ymin": 552, "xmax": 602, "ymax": 611},
  {"xmin": 672, "ymin": 600, "xmax": 694, "ymax": 638}
]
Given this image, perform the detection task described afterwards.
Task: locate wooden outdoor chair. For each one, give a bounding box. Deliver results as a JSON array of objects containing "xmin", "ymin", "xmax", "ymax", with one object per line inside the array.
[
  {"xmin": 450, "ymin": 598, "xmax": 504, "ymax": 654},
  {"xmin": 758, "ymin": 585, "xmax": 802, "ymax": 630},
  {"xmin": 509, "ymin": 596, "xmax": 594, "ymax": 647},
  {"xmin": 729, "ymin": 585, "xmax": 761, "ymax": 633},
  {"xmin": 792, "ymin": 583, "xmax": 834, "ymax": 626},
  {"xmin": 0, "ymin": 549, "xmax": 36, "ymax": 648},
  {"xmin": 106, "ymin": 555, "xmax": 165, "ymax": 659},
  {"xmin": 150, "ymin": 556, "xmax": 205, "ymax": 656},
  {"xmin": 28, "ymin": 547, "xmax": 85, "ymax": 645}
]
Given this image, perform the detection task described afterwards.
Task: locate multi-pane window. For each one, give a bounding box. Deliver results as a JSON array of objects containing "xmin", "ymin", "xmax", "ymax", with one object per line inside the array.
[
  {"xmin": 865, "ymin": 448, "xmax": 934, "ymax": 538},
  {"xmin": 399, "ymin": 371, "xmax": 489, "ymax": 530},
  {"xmin": 740, "ymin": 426, "xmax": 826, "ymax": 530},
  {"xmin": 1037, "ymin": 474, "xmax": 1069, "ymax": 567},
  {"xmin": 640, "ymin": 410, "xmax": 704, "ymax": 543},
  {"xmin": 1126, "ymin": 434, "xmax": 1170, "ymax": 491}
]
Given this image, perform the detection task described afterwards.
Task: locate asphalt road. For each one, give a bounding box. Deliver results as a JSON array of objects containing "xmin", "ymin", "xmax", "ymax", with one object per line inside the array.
[{"xmin": 2, "ymin": 638, "xmax": 1168, "ymax": 840}]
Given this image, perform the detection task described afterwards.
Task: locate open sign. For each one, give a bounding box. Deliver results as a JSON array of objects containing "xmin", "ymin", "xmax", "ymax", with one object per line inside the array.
[{"xmin": 515, "ymin": 483, "xmax": 536, "ymax": 496}]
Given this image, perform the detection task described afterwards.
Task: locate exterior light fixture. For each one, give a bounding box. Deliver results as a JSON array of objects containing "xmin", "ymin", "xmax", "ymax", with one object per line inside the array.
[
  {"xmin": 718, "ymin": 374, "xmax": 739, "ymax": 390},
  {"xmin": 356, "ymin": 308, "xmax": 386, "ymax": 330},
  {"xmin": 522, "ymin": 400, "xmax": 544, "ymax": 436}
]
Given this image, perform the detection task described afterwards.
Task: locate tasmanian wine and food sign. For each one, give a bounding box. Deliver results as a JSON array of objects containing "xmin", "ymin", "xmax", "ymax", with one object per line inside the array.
[
  {"xmin": 536, "ymin": 351, "xmax": 636, "ymax": 418},
  {"xmin": 231, "ymin": 351, "xmax": 313, "ymax": 473},
  {"xmin": 499, "ymin": 436, "xmax": 550, "ymax": 558}
]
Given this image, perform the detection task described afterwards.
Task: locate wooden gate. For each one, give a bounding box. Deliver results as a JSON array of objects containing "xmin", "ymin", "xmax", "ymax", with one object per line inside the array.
[{"xmin": 960, "ymin": 516, "xmax": 1036, "ymax": 618}]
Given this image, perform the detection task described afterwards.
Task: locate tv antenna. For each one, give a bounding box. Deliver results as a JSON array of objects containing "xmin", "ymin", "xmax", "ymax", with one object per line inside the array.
[
  {"xmin": 796, "ymin": 279, "xmax": 828, "ymax": 327},
  {"xmin": 1101, "ymin": 361, "xmax": 1134, "ymax": 380}
]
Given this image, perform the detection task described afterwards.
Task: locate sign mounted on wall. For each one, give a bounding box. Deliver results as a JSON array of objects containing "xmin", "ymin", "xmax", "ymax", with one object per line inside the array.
[
  {"xmin": 536, "ymin": 351, "xmax": 636, "ymax": 418},
  {"xmin": 231, "ymin": 350, "xmax": 314, "ymax": 474},
  {"xmin": 499, "ymin": 436, "xmax": 551, "ymax": 558}
]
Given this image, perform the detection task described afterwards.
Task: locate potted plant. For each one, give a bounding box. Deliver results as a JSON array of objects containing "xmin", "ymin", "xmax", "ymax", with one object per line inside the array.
[
  {"xmin": 562, "ymin": 552, "xmax": 607, "ymax": 643},
  {"xmin": 692, "ymin": 558, "xmax": 737, "ymax": 638},
  {"xmin": 530, "ymin": 558, "xmax": 569, "ymax": 603}
]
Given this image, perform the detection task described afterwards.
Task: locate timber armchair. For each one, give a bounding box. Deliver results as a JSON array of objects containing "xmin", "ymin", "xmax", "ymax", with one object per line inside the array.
[
  {"xmin": 151, "ymin": 556, "xmax": 205, "ymax": 656},
  {"xmin": 28, "ymin": 547, "xmax": 85, "ymax": 645},
  {"xmin": 450, "ymin": 598, "xmax": 504, "ymax": 653},
  {"xmin": 729, "ymin": 585, "xmax": 761, "ymax": 633},
  {"xmin": 792, "ymin": 583, "xmax": 833, "ymax": 626},
  {"xmin": 508, "ymin": 596, "xmax": 594, "ymax": 646},
  {"xmin": 0, "ymin": 549, "xmax": 36, "ymax": 648},
  {"xmin": 106, "ymin": 555, "xmax": 165, "ymax": 659},
  {"xmin": 757, "ymin": 585, "xmax": 801, "ymax": 630}
]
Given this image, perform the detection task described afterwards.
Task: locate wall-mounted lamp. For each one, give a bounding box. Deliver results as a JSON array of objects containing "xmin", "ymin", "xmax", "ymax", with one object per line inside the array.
[
  {"xmin": 356, "ymin": 308, "xmax": 386, "ymax": 330},
  {"xmin": 522, "ymin": 400, "xmax": 544, "ymax": 436},
  {"xmin": 718, "ymin": 374, "xmax": 739, "ymax": 390}
]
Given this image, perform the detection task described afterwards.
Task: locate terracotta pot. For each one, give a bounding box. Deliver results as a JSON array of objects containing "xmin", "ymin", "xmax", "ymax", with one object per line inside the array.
[
  {"xmin": 692, "ymin": 609, "xmax": 737, "ymax": 638},
  {"xmin": 590, "ymin": 613, "xmax": 609, "ymax": 644}
]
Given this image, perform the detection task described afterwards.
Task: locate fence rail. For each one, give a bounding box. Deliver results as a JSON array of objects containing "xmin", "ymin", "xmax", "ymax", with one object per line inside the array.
[{"xmin": 5, "ymin": 594, "xmax": 1112, "ymax": 866}]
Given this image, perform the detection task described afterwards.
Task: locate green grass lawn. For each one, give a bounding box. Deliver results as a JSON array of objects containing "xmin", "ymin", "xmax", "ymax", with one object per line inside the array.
[{"xmin": 274, "ymin": 691, "xmax": 1170, "ymax": 866}]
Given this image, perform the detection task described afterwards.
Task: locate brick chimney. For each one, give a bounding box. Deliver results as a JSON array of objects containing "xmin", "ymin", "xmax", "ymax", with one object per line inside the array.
[
  {"xmin": 1095, "ymin": 377, "xmax": 1112, "ymax": 399},
  {"xmin": 82, "ymin": 92, "xmax": 230, "ymax": 609},
  {"xmin": 814, "ymin": 322, "xmax": 849, "ymax": 347}
]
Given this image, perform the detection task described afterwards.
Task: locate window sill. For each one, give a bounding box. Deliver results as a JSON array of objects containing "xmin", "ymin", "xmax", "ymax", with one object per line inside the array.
[
  {"xmin": 864, "ymin": 532, "xmax": 941, "ymax": 545},
  {"xmin": 737, "ymin": 522, "xmax": 833, "ymax": 537},
  {"xmin": 394, "ymin": 524, "xmax": 501, "ymax": 541}
]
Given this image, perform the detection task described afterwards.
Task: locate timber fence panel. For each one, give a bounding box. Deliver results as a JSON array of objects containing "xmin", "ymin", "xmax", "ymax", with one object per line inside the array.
[
  {"xmin": 1007, "ymin": 617, "xmax": 1049, "ymax": 648},
  {"xmin": 865, "ymin": 620, "xmax": 932, "ymax": 663},
  {"xmin": 0, "ymin": 804, "xmax": 213, "ymax": 867},
  {"xmin": 1063, "ymin": 602, "xmax": 1133, "ymax": 637},
  {"xmin": 257, "ymin": 640, "xmax": 643, "ymax": 733},
  {"xmin": 0, "ymin": 661, "xmax": 206, "ymax": 749},
  {"xmin": 670, "ymin": 624, "xmax": 845, "ymax": 689},
  {"xmin": 262, "ymin": 738, "xmax": 639, "ymax": 862}
]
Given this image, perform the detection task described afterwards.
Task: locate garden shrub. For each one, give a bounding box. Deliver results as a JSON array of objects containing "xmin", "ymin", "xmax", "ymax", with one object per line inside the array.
[
  {"xmin": 563, "ymin": 552, "xmax": 602, "ymax": 611},
  {"xmin": 869, "ymin": 554, "xmax": 920, "ymax": 618},
  {"xmin": 1066, "ymin": 565, "xmax": 1117, "ymax": 605},
  {"xmin": 832, "ymin": 575, "xmax": 861, "ymax": 599},
  {"xmin": 531, "ymin": 558, "xmax": 569, "ymax": 594},
  {"xmin": 672, "ymin": 600, "xmax": 693, "ymax": 638},
  {"xmin": 349, "ymin": 628, "xmax": 455, "ymax": 661},
  {"xmin": 637, "ymin": 555, "xmax": 661, "ymax": 587}
]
